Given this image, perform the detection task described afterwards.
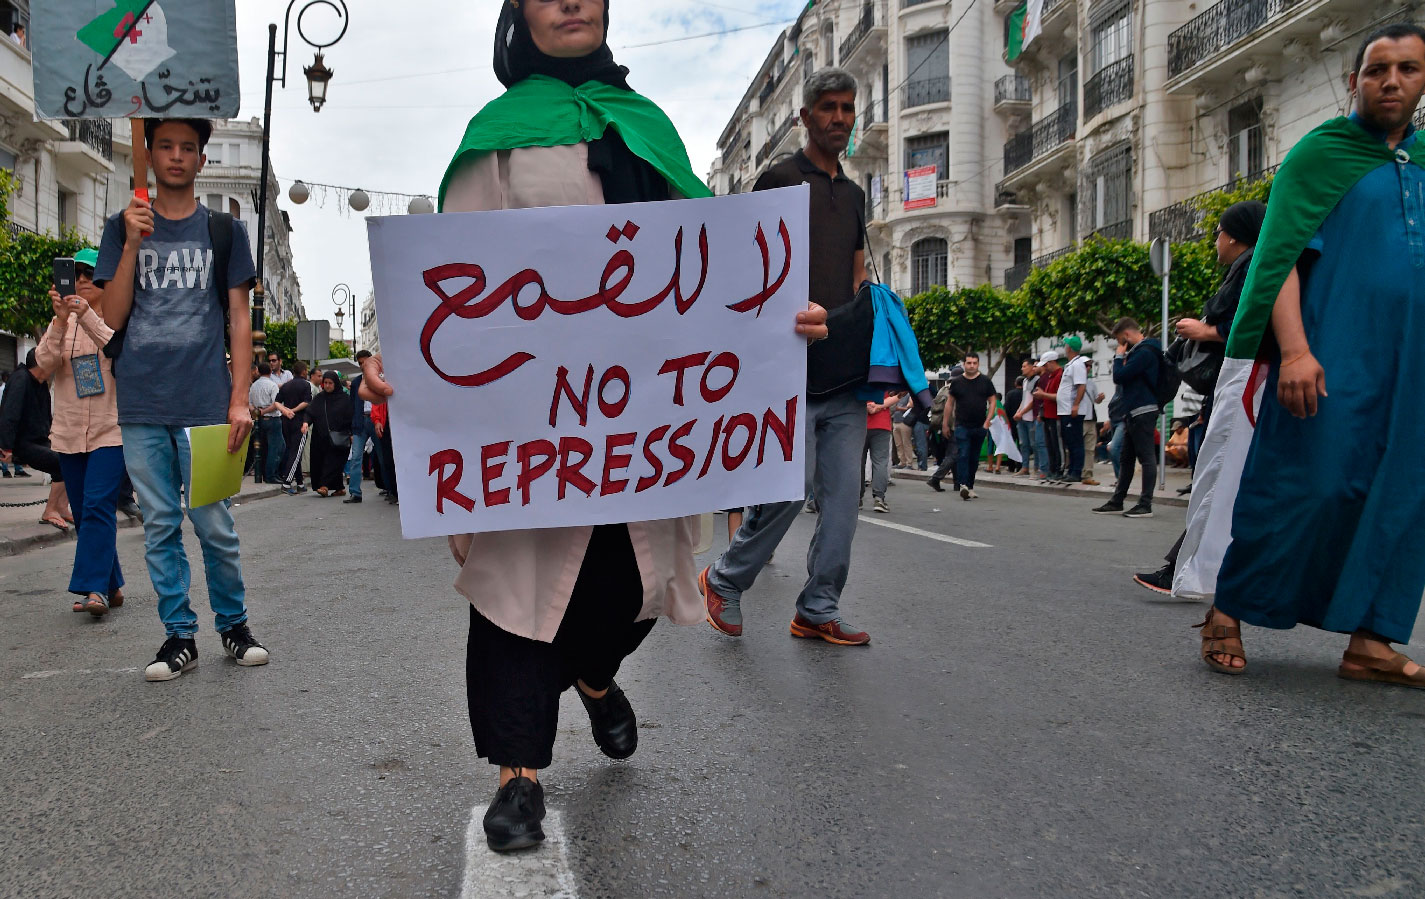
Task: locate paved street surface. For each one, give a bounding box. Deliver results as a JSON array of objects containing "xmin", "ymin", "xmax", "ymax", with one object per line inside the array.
[{"xmin": 2, "ymin": 481, "xmax": 1422, "ymax": 898}]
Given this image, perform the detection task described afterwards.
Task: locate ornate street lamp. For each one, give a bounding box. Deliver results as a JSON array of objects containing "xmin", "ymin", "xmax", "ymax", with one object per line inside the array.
[
  {"xmin": 253, "ymin": 1, "xmax": 350, "ymax": 364},
  {"xmin": 332, "ymin": 283, "xmax": 355, "ymax": 353}
]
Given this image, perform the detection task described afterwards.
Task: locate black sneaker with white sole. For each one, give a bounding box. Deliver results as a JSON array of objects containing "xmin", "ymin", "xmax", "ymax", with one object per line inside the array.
[
  {"xmin": 145, "ymin": 636, "xmax": 197, "ymax": 682},
  {"xmin": 220, "ymin": 623, "xmax": 270, "ymax": 667},
  {"xmin": 1123, "ymin": 503, "xmax": 1154, "ymax": 518},
  {"xmin": 1092, "ymin": 501, "xmax": 1124, "ymax": 514}
]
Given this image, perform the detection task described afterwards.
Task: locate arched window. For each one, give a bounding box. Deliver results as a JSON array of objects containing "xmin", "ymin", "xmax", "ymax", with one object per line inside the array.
[{"xmin": 910, "ymin": 237, "xmax": 948, "ymax": 294}]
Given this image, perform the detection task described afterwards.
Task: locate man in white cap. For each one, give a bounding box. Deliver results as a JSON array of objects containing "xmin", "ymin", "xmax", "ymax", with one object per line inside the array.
[{"xmin": 1031, "ymin": 350, "xmax": 1063, "ymax": 482}]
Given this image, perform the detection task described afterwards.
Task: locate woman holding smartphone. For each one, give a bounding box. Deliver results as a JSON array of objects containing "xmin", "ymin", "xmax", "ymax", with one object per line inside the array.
[{"xmin": 41, "ymin": 248, "xmax": 126, "ymax": 616}]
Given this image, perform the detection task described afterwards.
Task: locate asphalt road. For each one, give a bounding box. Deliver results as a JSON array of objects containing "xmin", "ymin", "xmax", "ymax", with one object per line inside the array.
[{"xmin": 1, "ymin": 480, "xmax": 1422, "ymax": 899}]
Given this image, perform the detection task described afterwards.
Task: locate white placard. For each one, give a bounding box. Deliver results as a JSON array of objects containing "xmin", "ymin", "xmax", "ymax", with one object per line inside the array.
[
  {"xmin": 904, "ymin": 165, "xmax": 938, "ymax": 210},
  {"xmin": 367, "ymin": 187, "xmax": 811, "ymax": 539}
]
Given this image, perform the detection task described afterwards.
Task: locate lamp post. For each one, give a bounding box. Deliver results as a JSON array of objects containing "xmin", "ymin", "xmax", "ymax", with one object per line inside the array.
[
  {"xmin": 253, "ymin": 0, "xmax": 350, "ymax": 364},
  {"xmin": 332, "ymin": 282, "xmax": 355, "ymax": 354}
]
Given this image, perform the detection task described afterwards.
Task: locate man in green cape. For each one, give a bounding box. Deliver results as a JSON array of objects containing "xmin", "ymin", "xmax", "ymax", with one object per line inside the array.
[{"xmin": 1187, "ymin": 23, "xmax": 1425, "ymax": 688}]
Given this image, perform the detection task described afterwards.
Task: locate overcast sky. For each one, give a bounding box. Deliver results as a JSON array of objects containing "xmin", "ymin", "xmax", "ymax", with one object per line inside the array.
[{"xmin": 232, "ymin": 0, "xmax": 806, "ymax": 337}]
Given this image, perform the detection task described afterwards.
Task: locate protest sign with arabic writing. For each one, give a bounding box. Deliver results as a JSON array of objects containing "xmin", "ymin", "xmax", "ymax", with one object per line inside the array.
[
  {"xmin": 367, "ymin": 187, "xmax": 810, "ymax": 540},
  {"xmin": 31, "ymin": 0, "xmax": 239, "ymax": 120}
]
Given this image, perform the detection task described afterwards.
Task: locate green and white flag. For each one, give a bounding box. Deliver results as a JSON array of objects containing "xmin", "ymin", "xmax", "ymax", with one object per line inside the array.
[
  {"xmin": 32, "ymin": 0, "xmax": 240, "ymax": 120},
  {"xmin": 1006, "ymin": 0, "xmax": 1044, "ymax": 62}
]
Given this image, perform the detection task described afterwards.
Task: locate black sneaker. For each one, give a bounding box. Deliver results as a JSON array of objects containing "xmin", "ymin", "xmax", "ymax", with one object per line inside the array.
[
  {"xmin": 927, "ymin": 479, "xmax": 944, "ymax": 492},
  {"xmin": 1133, "ymin": 565, "xmax": 1173, "ymax": 594},
  {"xmin": 484, "ymin": 776, "xmax": 546, "ymax": 852},
  {"xmin": 144, "ymin": 636, "xmax": 197, "ymax": 682},
  {"xmin": 1123, "ymin": 503, "xmax": 1154, "ymax": 518},
  {"xmin": 1092, "ymin": 501, "xmax": 1124, "ymax": 514},
  {"xmin": 343, "ymin": 494, "xmax": 362, "ymax": 504},
  {"xmin": 220, "ymin": 623, "xmax": 270, "ymax": 667},
  {"xmin": 117, "ymin": 498, "xmax": 143, "ymax": 521}
]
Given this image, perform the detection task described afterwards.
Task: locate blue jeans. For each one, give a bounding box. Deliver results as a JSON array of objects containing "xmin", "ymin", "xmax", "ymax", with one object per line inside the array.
[
  {"xmin": 1059, "ymin": 416, "xmax": 1085, "ymax": 480},
  {"xmin": 1108, "ymin": 421, "xmax": 1126, "ymax": 480},
  {"xmin": 954, "ymin": 425, "xmax": 988, "ymax": 489},
  {"xmin": 122, "ymin": 424, "xmax": 249, "ymax": 638},
  {"xmin": 57, "ymin": 446, "xmax": 125, "ymax": 598},
  {"xmin": 345, "ymin": 416, "xmax": 377, "ymax": 497},
  {"xmin": 258, "ymin": 417, "xmax": 285, "ymax": 484},
  {"xmin": 1015, "ymin": 420, "xmax": 1038, "ymax": 473},
  {"xmin": 709, "ymin": 391, "xmax": 866, "ymax": 624},
  {"xmin": 911, "ymin": 420, "xmax": 929, "ymax": 469}
]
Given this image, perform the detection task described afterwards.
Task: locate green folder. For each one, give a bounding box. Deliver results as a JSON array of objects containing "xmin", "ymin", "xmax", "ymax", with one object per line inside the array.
[{"xmin": 185, "ymin": 424, "xmax": 245, "ymax": 509}]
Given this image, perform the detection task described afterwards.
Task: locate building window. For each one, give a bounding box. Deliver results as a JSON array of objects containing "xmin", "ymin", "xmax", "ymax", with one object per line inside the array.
[
  {"xmin": 1080, "ymin": 144, "xmax": 1132, "ymax": 237},
  {"xmin": 1057, "ymin": 54, "xmax": 1078, "ymax": 109},
  {"xmin": 1227, "ymin": 99, "xmax": 1265, "ymax": 182},
  {"xmin": 804, "ymin": 51, "xmax": 814, "ymax": 81},
  {"xmin": 1013, "ymin": 237, "xmax": 1032, "ymax": 266},
  {"xmin": 911, "ymin": 237, "xmax": 948, "ymax": 294},
  {"xmin": 206, "ymin": 193, "xmax": 223, "ymax": 210},
  {"xmin": 905, "ymin": 132, "xmax": 948, "ymax": 175},
  {"xmin": 229, "ymin": 143, "xmax": 241, "ymax": 166},
  {"xmin": 206, "ymin": 144, "xmax": 222, "ymax": 164},
  {"xmin": 57, "ymin": 187, "xmax": 73, "ymax": 229},
  {"xmin": 1088, "ymin": 4, "xmax": 1132, "ymax": 75},
  {"xmin": 0, "ymin": 146, "xmax": 15, "ymax": 172},
  {"xmin": 904, "ymin": 31, "xmax": 949, "ymax": 107}
]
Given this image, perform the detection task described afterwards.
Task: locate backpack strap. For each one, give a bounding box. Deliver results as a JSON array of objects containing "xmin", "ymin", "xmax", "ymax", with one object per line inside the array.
[{"xmin": 207, "ymin": 210, "xmax": 234, "ymax": 354}]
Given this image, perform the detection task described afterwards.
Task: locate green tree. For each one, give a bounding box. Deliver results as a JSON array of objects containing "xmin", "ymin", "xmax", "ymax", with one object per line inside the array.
[
  {"xmin": 0, "ymin": 170, "xmax": 87, "ymax": 338},
  {"xmin": 1191, "ymin": 174, "xmax": 1273, "ymax": 246},
  {"xmin": 263, "ymin": 318, "xmax": 298, "ymax": 365},
  {"xmin": 329, "ymin": 339, "xmax": 351, "ymax": 359},
  {"xmin": 904, "ymin": 284, "xmax": 1035, "ymax": 374}
]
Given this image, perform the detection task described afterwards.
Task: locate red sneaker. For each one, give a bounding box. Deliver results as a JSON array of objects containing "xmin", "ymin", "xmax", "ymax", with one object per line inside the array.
[
  {"xmin": 789, "ymin": 614, "xmax": 870, "ymax": 645},
  {"xmin": 700, "ymin": 566, "xmax": 742, "ymax": 637}
]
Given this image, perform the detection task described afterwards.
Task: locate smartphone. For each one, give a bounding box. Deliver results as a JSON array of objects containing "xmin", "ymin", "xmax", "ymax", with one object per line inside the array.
[{"xmin": 53, "ymin": 257, "xmax": 77, "ymax": 296}]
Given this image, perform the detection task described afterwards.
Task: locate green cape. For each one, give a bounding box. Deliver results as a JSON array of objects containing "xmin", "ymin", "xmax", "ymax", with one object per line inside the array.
[
  {"xmin": 438, "ymin": 75, "xmax": 712, "ymax": 211},
  {"xmin": 1226, "ymin": 116, "xmax": 1423, "ymax": 360}
]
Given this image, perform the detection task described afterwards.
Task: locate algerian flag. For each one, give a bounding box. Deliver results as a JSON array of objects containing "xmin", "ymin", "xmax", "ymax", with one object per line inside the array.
[
  {"xmin": 1007, "ymin": 0, "xmax": 1044, "ymax": 62},
  {"xmin": 76, "ymin": 1, "xmax": 176, "ymax": 83}
]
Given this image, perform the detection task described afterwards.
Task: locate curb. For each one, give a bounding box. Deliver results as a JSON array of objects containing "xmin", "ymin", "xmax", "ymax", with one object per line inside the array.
[
  {"xmin": 890, "ymin": 468, "xmax": 1190, "ymax": 509},
  {"xmin": 0, "ymin": 485, "xmax": 287, "ymax": 558}
]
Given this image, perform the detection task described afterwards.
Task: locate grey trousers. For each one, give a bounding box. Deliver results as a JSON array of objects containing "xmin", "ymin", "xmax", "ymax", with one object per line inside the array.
[
  {"xmin": 708, "ymin": 391, "xmax": 866, "ymax": 624},
  {"xmin": 860, "ymin": 428, "xmax": 891, "ymax": 502}
]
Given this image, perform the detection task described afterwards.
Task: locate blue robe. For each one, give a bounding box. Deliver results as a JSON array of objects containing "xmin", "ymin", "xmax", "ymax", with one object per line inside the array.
[{"xmin": 1215, "ymin": 117, "xmax": 1425, "ymax": 643}]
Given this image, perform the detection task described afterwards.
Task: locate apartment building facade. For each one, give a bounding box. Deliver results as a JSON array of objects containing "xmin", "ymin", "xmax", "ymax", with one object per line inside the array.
[
  {"xmin": 707, "ymin": 0, "xmax": 1018, "ymax": 297},
  {"xmin": 997, "ymin": 0, "xmax": 1421, "ymax": 290}
]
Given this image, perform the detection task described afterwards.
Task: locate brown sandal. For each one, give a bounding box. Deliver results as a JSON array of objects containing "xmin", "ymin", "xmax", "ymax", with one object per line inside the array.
[
  {"xmin": 1339, "ymin": 651, "xmax": 1425, "ymax": 689},
  {"xmin": 1194, "ymin": 607, "xmax": 1246, "ymax": 675}
]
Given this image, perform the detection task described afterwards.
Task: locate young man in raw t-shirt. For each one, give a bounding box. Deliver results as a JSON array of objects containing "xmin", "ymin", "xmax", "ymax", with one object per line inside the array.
[{"xmin": 96, "ymin": 117, "xmax": 269, "ymax": 682}]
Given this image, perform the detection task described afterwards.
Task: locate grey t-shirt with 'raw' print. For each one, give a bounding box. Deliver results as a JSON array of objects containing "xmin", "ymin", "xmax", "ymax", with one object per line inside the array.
[{"xmin": 95, "ymin": 203, "xmax": 256, "ymax": 427}]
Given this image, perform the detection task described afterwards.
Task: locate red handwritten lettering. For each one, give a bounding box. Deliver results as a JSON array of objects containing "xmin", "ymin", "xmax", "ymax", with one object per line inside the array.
[
  {"xmin": 480, "ymin": 441, "xmax": 512, "ymax": 507},
  {"xmin": 721, "ymin": 413, "xmax": 758, "ymax": 470},
  {"xmin": 699, "ymin": 352, "xmax": 740, "ymax": 403},
  {"xmin": 658, "ymin": 352, "xmax": 710, "ymax": 406},
  {"xmin": 726, "ymin": 219, "xmax": 791, "ymax": 317},
  {"xmin": 697, "ymin": 415, "xmax": 725, "ymax": 479},
  {"xmin": 757, "ymin": 397, "xmax": 799, "ymax": 466},
  {"xmin": 662, "ymin": 420, "xmax": 698, "ymax": 487},
  {"xmin": 636, "ymin": 425, "xmax": 670, "ymax": 492},
  {"xmin": 600, "ymin": 432, "xmax": 637, "ymax": 496},
  {"xmin": 516, "ymin": 439, "xmax": 557, "ymax": 506},
  {"xmin": 550, "ymin": 365, "xmax": 593, "ymax": 428},
  {"xmin": 597, "ymin": 366, "xmax": 631, "ymax": 419},
  {"xmin": 429, "ymin": 449, "xmax": 475, "ymax": 514},
  {"xmin": 557, "ymin": 437, "xmax": 597, "ymax": 499}
]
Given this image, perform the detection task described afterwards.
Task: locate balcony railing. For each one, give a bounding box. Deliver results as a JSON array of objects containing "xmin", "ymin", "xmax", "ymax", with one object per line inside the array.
[
  {"xmin": 994, "ymin": 74, "xmax": 1031, "ymax": 105},
  {"xmin": 4, "ymin": 220, "xmax": 38, "ymax": 238},
  {"xmin": 1147, "ymin": 165, "xmax": 1279, "ymax": 242},
  {"xmin": 1088, "ymin": 220, "xmax": 1133, "ymax": 241},
  {"xmin": 1083, "ymin": 55, "xmax": 1133, "ymax": 119},
  {"xmin": 902, "ymin": 0, "xmax": 937, "ymax": 7},
  {"xmin": 904, "ymin": 76, "xmax": 950, "ymax": 108},
  {"xmin": 757, "ymin": 115, "xmax": 798, "ymax": 166},
  {"xmin": 839, "ymin": 4, "xmax": 877, "ymax": 64},
  {"xmin": 1168, "ymin": 0, "xmax": 1303, "ymax": 79},
  {"xmin": 63, "ymin": 118, "xmax": 113, "ymax": 161},
  {"xmin": 1003, "ymin": 102, "xmax": 1076, "ymax": 176},
  {"xmin": 1005, "ymin": 245, "xmax": 1075, "ymax": 291}
]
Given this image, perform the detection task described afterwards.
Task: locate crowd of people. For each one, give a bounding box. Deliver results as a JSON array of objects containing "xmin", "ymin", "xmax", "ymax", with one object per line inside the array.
[{"xmin": 3, "ymin": 1, "xmax": 1422, "ymax": 868}]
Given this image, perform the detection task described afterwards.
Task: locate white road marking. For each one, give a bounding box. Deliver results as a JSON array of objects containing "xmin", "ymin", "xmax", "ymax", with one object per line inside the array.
[
  {"xmin": 857, "ymin": 516, "xmax": 992, "ymax": 548},
  {"xmin": 21, "ymin": 667, "xmax": 142, "ymax": 679},
  {"xmin": 460, "ymin": 807, "xmax": 578, "ymax": 899}
]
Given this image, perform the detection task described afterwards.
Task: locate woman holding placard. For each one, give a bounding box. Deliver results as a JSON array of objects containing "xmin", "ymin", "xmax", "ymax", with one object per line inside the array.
[{"xmin": 361, "ymin": 0, "xmax": 828, "ymax": 853}]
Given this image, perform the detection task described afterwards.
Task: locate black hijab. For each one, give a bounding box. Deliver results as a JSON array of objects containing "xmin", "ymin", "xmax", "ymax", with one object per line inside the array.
[
  {"xmin": 494, "ymin": 0, "xmax": 629, "ymax": 90},
  {"xmin": 492, "ymin": 0, "xmax": 667, "ymax": 205}
]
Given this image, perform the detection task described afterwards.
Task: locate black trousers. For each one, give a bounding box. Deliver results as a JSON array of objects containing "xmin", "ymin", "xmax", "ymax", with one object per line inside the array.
[
  {"xmin": 280, "ymin": 418, "xmax": 305, "ymax": 486},
  {"xmin": 1111, "ymin": 412, "xmax": 1158, "ymax": 506},
  {"xmin": 1043, "ymin": 418, "xmax": 1062, "ymax": 476},
  {"xmin": 466, "ymin": 524, "xmax": 655, "ymax": 769},
  {"xmin": 929, "ymin": 428, "xmax": 959, "ymax": 485},
  {"xmin": 14, "ymin": 440, "xmax": 61, "ymax": 480}
]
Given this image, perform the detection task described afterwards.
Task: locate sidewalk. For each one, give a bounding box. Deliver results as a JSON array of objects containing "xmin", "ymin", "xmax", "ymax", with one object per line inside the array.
[
  {"xmin": 892, "ymin": 462, "xmax": 1194, "ymax": 508},
  {"xmin": 0, "ymin": 475, "xmax": 286, "ymax": 557}
]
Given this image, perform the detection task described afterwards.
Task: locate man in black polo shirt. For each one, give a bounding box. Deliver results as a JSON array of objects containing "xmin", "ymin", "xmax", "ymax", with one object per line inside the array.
[{"xmin": 700, "ymin": 67, "xmax": 872, "ymax": 646}]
